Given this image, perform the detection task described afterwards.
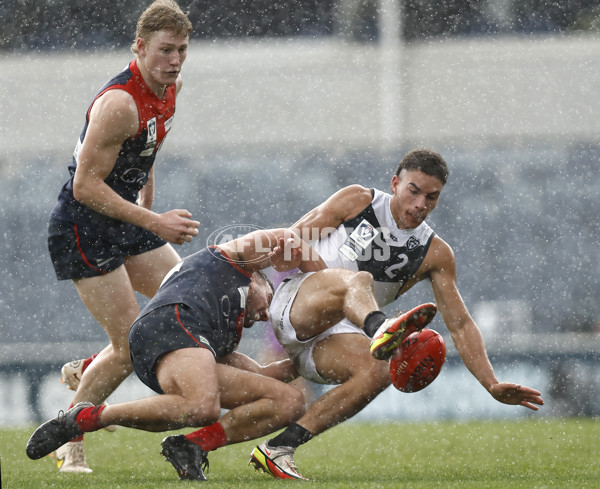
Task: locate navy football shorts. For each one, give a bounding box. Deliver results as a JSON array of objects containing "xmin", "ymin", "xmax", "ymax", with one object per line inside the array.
[
  {"xmin": 47, "ymin": 217, "xmax": 167, "ymax": 280},
  {"xmin": 129, "ymin": 304, "xmax": 216, "ymax": 394}
]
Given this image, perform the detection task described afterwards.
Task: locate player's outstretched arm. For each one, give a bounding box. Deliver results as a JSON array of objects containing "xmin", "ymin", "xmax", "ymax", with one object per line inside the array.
[
  {"xmin": 268, "ymin": 236, "xmax": 325, "ymax": 273},
  {"xmin": 223, "ymin": 228, "xmax": 325, "ymax": 273},
  {"xmin": 489, "ymin": 383, "xmax": 544, "ymax": 410},
  {"xmin": 291, "ymin": 185, "xmax": 373, "ymax": 242},
  {"xmin": 429, "ymin": 239, "xmax": 544, "ymax": 411}
]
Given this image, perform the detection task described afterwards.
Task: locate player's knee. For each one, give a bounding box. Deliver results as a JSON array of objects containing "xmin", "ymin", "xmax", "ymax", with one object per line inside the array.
[
  {"xmin": 354, "ymin": 356, "xmax": 391, "ymax": 391},
  {"xmin": 278, "ymin": 385, "xmax": 306, "ymax": 422},
  {"xmin": 184, "ymin": 399, "xmax": 221, "ymax": 426},
  {"xmin": 106, "ymin": 342, "xmax": 131, "ymax": 360},
  {"xmin": 368, "ymin": 358, "xmax": 392, "ymax": 389},
  {"xmin": 102, "ymin": 345, "xmax": 134, "ymax": 373},
  {"xmin": 350, "ymin": 271, "xmax": 374, "ymax": 291}
]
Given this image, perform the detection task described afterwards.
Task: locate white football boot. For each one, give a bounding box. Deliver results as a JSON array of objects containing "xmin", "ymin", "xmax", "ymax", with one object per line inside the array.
[
  {"xmin": 51, "ymin": 440, "xmax": 92, "ymax": 473},
  {"xmin": 249, "ymin": 441, "xmax": 308, "ymax": 480},
  {"xmin": 60, "ymin": 360, "xmax": 84, "ymax": 391}
]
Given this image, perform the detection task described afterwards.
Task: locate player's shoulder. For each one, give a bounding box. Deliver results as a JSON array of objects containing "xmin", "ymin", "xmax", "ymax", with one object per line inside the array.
[
  {"xmin": 96, "ymin": 87, "xmax": 137, "ymax": 109},
  {"xmin": 89, "ymin": 89, "xmax": 138, "ymax": 133},
  {"xmin": 91, "ymin": 88, "xmax": 137, "ymax": 120},
  {"xmin": 414, "ymin": 235, "xmax": 456, "ymax": 279},
  {"xmin": 333, "ymin": 184, "xmax": 374, "ymax": 205},
  {"xmin": 428, "ymin": 235, "xmax": 456, "ymax": 266},
  {"xmin": 324, "ymin": 184, "xmax": 374, "ymax": 221}
]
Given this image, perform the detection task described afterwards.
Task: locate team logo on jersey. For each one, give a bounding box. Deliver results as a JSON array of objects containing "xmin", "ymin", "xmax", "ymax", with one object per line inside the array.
[
  {"xmin": 339, "ymin": 219, "xmax": 379, "ymax": 261},
  {"xmin": 147, "ymin": 118, "xmax": 157, "ymax": 143},
  {"xmin": 140, "ymin": 117, "xmax": 157, "ymax": 156},
  {"xmin": 406, "ymin": 236, "xmax": 420, "ymax": 251},
  {"xmin": 121, "ymin": 167, "xmax": 148, "ymax": 184}
]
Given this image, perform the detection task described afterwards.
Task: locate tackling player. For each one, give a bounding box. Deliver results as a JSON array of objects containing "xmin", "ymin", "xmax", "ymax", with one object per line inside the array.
[{"xmin": 27, "ymin": 228, "xmax": 427, "ymax": 481}]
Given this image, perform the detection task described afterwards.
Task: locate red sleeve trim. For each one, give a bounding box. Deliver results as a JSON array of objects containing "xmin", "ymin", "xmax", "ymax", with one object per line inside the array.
[{"xmin": 209, "ymin": 245, "xmax": 252, "ymax": 278}]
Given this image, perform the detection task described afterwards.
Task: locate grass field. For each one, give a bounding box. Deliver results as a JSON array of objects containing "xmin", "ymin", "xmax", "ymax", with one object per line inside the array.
[{"xmin": 1, "ymin": 418, "xmax": 599, "ymax": 488}]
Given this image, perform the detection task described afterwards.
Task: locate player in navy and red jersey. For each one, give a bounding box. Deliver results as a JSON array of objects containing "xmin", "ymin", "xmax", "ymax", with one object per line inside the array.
[
  {"xmin": 51, "ymin": 57, "xmax": 178, "ymax": 232},
  {"xmin": 45, "ymin": 0, "xmax": 197, "ymax": 473},
  {"xmin": 28, "ymin": 228, "xmax": 324, "ymax": 480}
]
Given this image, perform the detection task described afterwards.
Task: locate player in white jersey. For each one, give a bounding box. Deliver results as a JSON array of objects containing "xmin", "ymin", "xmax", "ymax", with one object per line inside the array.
[
  {"xmin": 312, "ymin": 187, "xmax": 436, "ymax": 305},
  {"xmin": 249, "ymin": 148, "xmax": 544, "ymax": 480}
]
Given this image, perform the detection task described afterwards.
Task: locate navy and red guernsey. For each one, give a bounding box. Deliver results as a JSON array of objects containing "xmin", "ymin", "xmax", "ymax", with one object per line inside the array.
[
  {"xmin": 50, "ymin": 59, "xmax": 177, "ymax": 229},
  {"xmin": 138, "ymin": 247, "xmax": 252, "ymax": 358}
]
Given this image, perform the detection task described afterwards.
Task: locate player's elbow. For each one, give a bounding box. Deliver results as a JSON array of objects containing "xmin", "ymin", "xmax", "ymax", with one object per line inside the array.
[
  {"xmin": 72, "ymin": 182, "xmax": 84, "ymax": 203},
  {"xmin": 72, "ymin": 178, "xmax": 96, "ymax": 205}
]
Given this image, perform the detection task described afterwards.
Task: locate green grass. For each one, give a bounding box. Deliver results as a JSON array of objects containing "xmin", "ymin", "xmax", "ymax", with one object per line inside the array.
[{"xmin": 1, "ymin": 418, "xmax": 599, "ymax": 488}]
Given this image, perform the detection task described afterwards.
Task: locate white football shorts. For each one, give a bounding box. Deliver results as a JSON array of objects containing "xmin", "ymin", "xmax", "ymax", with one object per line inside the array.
[{"xmin": 270, "ymin": 271, "xmax": 369, "ymax": 385}]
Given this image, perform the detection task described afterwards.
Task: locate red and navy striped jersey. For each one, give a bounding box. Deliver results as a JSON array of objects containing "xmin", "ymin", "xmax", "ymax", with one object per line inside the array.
[
  {"xmin": 138, "ymin": 247, "xmax": 252, "ymax": 358},
  {"xmin": 51, "ymin": 59, "xmax": 177, "ymax": 227}
]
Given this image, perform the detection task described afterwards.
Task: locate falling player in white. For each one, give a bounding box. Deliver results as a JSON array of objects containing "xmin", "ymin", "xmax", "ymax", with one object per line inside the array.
[{"xmin": 249, "ymin": 148, "xmax": 544, "ymax": 480}]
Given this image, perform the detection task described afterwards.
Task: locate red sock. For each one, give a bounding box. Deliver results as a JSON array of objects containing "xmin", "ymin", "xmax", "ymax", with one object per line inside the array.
[
  {"xmin": 185, "ymin": 423, "xmax": 227, "ymax": 452},
  {"xmin": 67, "ymin": 351, "xmax": 98, "ymax": 442},
  {"xmin": 74, "ymin": 405, "xmax": 106, "ymax": 433},
  {"xmin": 81, "ymin": 353, "xmax": 99, "ymax": 374},
  {"xmin": 66, "ymin": 403, "xmax": 85, "ymax": 441}
]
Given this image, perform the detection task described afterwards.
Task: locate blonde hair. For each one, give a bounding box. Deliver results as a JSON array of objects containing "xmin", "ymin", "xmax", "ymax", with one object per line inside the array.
[{"xmin": 131, "ymin": 0, "xmax": 193, "ymax": 55}]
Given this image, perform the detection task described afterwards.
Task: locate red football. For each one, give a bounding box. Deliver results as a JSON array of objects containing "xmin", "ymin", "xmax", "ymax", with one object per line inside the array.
[{"xmin": 389, "ymin": 328, "xmax": 446, "ymax": 393}]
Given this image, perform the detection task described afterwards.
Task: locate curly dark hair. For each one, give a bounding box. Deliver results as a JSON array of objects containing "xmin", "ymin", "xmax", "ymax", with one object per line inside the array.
[{"xmin": 394, "ymin": 149, "xmax": 449, "ymax": 184}]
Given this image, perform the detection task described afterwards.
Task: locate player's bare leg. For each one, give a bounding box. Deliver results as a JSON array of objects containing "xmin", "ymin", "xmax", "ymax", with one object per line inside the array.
[
  {"xmin": 289, "ymin": 269, "xmax": 379, "ymax": 339},
  {"xmin": 216, "ymin": 366, "xmax": 305, "ymax": 443},
  {"xmin": 123, "ymin": 244, "xmax": 181, "ymax": 298},
  {"xmin": 29, "ymin": 347, "xmax": 305, "ymax": 481},
  {"xmin": 71, "ymin": 268, "xmax": 140, "ymax": 406},
  {"xmin": 58, "ymin": 245, "xmax": 180, "ymax": 473},
  {"xmin": 250, "ymin": 333, "xmax": 389, "ymax": 480},
  {"xmin": 251, "ymin": 268, "xmax": 417, "ymax": 480},
  {"xmin": 71, "ymin": 245, "xmax": 180, "ymax": 406},
  {"xmin": 302, "ymin": 333, "xmax": 390, "ymax": 433}
]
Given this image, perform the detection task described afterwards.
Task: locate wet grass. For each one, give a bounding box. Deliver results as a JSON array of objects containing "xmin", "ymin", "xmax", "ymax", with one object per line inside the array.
[{"xmin": 2, "ymin": 418, "xmax": 599, "ymax": 488}]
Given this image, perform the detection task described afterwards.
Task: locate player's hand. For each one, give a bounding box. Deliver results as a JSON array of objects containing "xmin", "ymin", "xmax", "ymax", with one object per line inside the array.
[
  {"xmin": 269, "ymin": 236, "xmax": 303, "ymax": 271},
  {"xmin": 154, "ymin": 209, "xmax": 200, "ymax": 245},
  {"xmin": 261, "ymin": 358, "xmax": 300, "ymax": 383},
  {"xmin": 489, "ymin": 382, "xmax": 544, "ymax": 411}
]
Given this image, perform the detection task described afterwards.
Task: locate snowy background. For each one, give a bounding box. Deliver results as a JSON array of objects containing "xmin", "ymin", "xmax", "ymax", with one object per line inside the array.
[{"xmin": 0, "ymin": 0, "xmax": 599, "ymax": 424}]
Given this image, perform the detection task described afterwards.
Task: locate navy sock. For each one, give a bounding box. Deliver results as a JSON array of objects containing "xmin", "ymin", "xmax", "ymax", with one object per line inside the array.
[
  {"xmin": 363, "ymin": 311, "xmax": 386, "ymax": 337},
  {"xmin": 268, "ymin": 423, "xmax": 313, "ymax": 449}
]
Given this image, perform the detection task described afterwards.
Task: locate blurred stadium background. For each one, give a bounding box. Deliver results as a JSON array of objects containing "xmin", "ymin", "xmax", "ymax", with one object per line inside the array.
[{"xmin": 0, "ymin": 0, "xmax": 599, "ymax": 425}]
